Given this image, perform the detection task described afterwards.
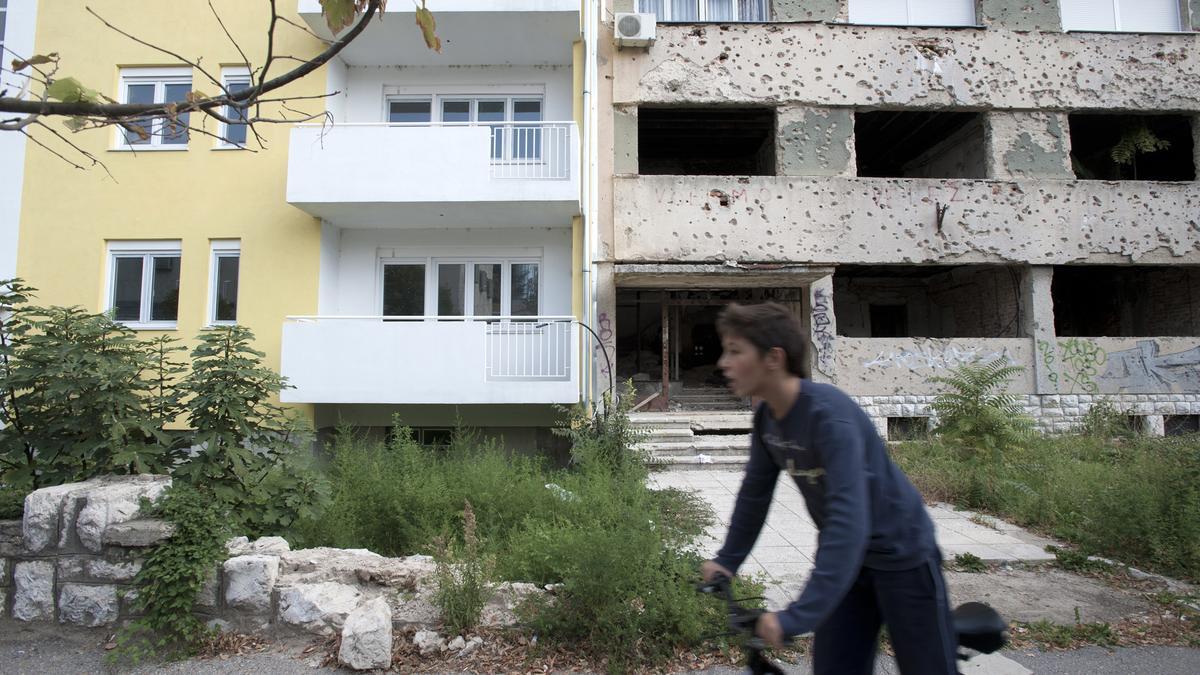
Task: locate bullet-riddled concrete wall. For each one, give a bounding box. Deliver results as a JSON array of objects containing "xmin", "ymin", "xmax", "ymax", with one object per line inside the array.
[
  {"xmin": 613, "ymin": 24, "xmax": 1200, "ymax": 110},
  {"xmin": 614, "ymin": 176, "xmax": 1200, "ymax": 264}
]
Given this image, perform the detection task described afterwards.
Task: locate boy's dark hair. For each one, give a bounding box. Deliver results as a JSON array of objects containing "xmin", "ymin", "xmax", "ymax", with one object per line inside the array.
[{"xmin": 716, "ymin": 302, "xmax": 812, "ymax": 379}]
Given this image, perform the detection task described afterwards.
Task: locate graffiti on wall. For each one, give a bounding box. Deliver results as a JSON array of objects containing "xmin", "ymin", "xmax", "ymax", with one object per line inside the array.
[
  {"xmin": 594, "ymin": 311, "xmax": 614, "ymax": 384},
  {"xmin": 811, "ymin": 287, "xmax": 834, "ymax": 375},
  {"xmin": 861, "ymin": 344, "xmax": 1010, "ymax": 372},
  {"xmin": 1098, "ymin": 340, "xmax": 1200, "ymax": 393},
  {"xmin": 1037, "ymin": 338, "xmax": 1200, "ymax": 394},
  {"xmin": 1038, "ymin": 338, "xmax": 1106, "ymax": 394}
]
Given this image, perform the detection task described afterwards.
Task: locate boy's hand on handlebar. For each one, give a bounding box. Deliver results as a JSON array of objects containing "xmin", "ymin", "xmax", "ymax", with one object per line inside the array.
[
  {"xmin": 701, "ymin": 560, "xmax": 733, "ymax": 583},
  {"xmin": 756, "ymin": 612, "xmax": 785, "ymax": 650}
]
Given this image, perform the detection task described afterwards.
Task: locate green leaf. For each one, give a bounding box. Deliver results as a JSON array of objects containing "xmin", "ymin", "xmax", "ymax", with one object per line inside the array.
[
  {"xmin": 414, "ymin": 2, "xmax": 441, "ymax": 53},
  {"xmin": 46, "ymin": 77, "xmax": 103, "ymax": 104},
  {"xmin": 320, "ymin": 0, "xmax": 359, "ymax": 33},
  {"xmin": 11, "ymin": 53, "xmax": 58, "ymax": 71}
]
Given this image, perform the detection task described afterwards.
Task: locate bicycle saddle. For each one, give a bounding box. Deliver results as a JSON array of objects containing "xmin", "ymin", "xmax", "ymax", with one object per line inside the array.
[{"xmin": 953, "ymin": 602, "xmax": 1008, "ymax": 654}]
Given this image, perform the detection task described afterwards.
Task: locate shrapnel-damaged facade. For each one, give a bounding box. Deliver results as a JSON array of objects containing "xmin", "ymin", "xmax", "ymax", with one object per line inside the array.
[{"xmin": 597, "ymin": 1, "xmax": 1200, "ymax": 438}]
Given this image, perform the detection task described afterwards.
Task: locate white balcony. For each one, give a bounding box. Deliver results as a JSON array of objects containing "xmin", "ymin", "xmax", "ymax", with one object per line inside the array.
[
  {"xmin": 287, "ymin": 122, "xmax": 580, "ymax": 227},
  {"xmin": 297, "ymin": 0, "xmax": 580, "ymax": 66},
  {"xmin": 280, "ymin": 316, "xmax": 581, "ymax": 405}
]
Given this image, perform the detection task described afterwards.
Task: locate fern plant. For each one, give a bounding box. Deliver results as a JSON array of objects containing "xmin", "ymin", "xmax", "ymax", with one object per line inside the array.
[{"xmin": 929, "ymin": 357, "xmax": 1034, "ymax": 463}]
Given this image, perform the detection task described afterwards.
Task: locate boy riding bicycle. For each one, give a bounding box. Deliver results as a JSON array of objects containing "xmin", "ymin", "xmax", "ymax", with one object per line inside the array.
[{"xmin": 700, "ymin": 302, "xmax": 957, "ymax": 674}]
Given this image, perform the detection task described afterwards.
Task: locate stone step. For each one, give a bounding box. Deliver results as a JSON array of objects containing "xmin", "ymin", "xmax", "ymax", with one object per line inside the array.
[
  {"xmin": 630, "ymin": 412, "xmax": 754, "ymax": 431},
  {"xmin": 649, "ymin": 455, "xmax": 749, "ymax": 470},
  {"xmin": 639, "ymin": 427, "xmax": 695, "ymax": 442},
  {"xmin": 638, "ymin": 437, "xmax": 748, "ymax": 451}
]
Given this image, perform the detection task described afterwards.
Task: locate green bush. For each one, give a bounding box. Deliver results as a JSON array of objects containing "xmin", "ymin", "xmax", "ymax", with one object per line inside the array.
[
  {"xmin": 895, "ymin": 433, "xmax": 1200, "ymax": 580},
  {"xmin": 298, "ymin": 401, "xmax": 726, "ymax": 668},
  {"xmin": 0, "ymin": 483, "xmax": 25, "ymax": 519},
  {"xmin": 114, "ymin": 484, "xmax": 230, "ymax": 662},
  {"xmin": 929, "ymin": 358, "xmax": 1034, "ymax": 463},
  {"xmin": 433, "ymin": 500, "xmax": 493, "ymax": 635}
]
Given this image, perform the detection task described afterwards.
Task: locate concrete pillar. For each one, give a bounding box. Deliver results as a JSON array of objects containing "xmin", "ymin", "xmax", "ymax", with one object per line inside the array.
[
  {"xmin": 809, "ymin": 275, "xmax": 837, "ymax": 383},
  {"xmin": 986, "ymin": 111, "xmax": 1074, "ymax": 180},
  {"xmin": 1143, "ymin": 415, "xmax": 1166, "ymax": 437},
  {"xmin": 592, "ymin": 261, "xmax": 617, "ymax": 404},
  {"xmin": 978, "ymin": 0, "xmax": 1063, "ymax": 32},
  {"xmin": 1021, "ymin": 266, "xmax": 1058, "ymax": 394},
  {"xmin": 613, "ymin": 106, "xmax": 638, "ymax": 175},
  {"xmin": 776, "ymin": 106, "xmax": 856, "ymax": 177},
  {"xmin": 772, "ymin": 0, "xmax": 841, "ymax": 22}
]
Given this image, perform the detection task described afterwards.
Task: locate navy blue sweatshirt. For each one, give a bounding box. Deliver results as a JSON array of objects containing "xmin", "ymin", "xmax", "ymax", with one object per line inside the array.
[{"xmin": 713, "ymin": 380, "xmax": 938, "ymax": 638}]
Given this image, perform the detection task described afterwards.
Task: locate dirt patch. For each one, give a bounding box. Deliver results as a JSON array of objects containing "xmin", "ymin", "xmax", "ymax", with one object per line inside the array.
[{"xmin": 947, "ymin": 566, "xmax": 1152, "ymax": 624}]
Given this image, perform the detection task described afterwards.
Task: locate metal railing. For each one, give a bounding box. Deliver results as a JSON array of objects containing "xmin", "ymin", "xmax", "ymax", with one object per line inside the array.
[
  {"xmin": 284, "ymin": 315, "xmax": 575, "ymax": 382},
  {"xmin": 487, "ymin": 122, "xmax": 573, "ymax": 180}
]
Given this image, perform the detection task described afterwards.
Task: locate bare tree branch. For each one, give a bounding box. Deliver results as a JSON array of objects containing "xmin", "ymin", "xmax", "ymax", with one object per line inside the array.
[
  {"xmin": 208, "ymin": 0, "xmax": 255, "ymax": 85},
  {"xmin": 85, "ymin": 6, "xmax": 225, "ymax": 92},
  {"xmin": 0, "ymin": 0, "xmax": 384, "ymax": 119}
]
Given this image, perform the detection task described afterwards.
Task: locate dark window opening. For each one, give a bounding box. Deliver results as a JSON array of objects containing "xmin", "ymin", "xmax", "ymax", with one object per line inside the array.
[
  {"xmin": 638, "ymin": 107, "xmax": 775, "ymax": 175},
  {"xmin": 1068, "ymin": 114, "xmax": 1195, "ymax": 181},
  {"xmin": 888, "ymin": 417, "xmax": 930, "ymax": 442},
  {"xmin": 868, "ymin": 305, "xmax": 908, "ymax": 338},
  {"xmin": 1164, "ymin": 415, "xmax": 1200, "ymax": 437},
  {"xmin": 1052, "ymin": 266, "xmax": 1200, "ymax": 337},
  {"xmin": 855, "ymin": 111, "xmax": 986, "ymax": 178},
  {"xmin": 835, "ymin": 265, "xmax": 1023, "ymax": 338}
]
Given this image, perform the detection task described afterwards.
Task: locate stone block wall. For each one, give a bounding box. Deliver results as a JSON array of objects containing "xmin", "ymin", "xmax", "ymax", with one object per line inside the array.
[
  {"xmin": 853, "ymin": 393, "xmax": 1200, "ymax": 439},
  {"xmin": 1, "ymin": 476, "xmax": 550, "ymax": 669}
]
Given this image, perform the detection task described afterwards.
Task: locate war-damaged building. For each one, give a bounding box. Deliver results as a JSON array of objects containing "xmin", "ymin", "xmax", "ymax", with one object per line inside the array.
[{"xmin": 595, "ymin": 1, "xmax": 1200, "ymax": 457}]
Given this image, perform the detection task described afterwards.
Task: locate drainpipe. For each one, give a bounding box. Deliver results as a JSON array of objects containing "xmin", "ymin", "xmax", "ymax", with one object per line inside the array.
[{"xmin": 581, "ymin": 0, "xmax": 600, "ymax": 411}]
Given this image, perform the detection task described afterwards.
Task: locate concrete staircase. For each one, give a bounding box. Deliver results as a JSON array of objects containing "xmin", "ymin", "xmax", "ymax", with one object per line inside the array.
[
  {"xmin": 667, "ymin": 386, "xmax": 752, "ymax": 412},
  {"xmin": 632, "ymin": 409, "xmax": 755, "ymax": 470}
]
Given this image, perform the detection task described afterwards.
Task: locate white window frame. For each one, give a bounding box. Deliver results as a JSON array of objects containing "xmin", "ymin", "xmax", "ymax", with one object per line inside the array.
[
  {"xmin": 848, "ymin": 0, "xmax": 978, "ymax": 27},
  {"xmin": 638, "ymin": 0, "xmax": 769, "ymax": 22},
  {"xmin": 115, "ymin": 66, "xmax": 193, "ymax": 150},
  {"xmin": 216, "ymin": 67, "xmax": 252, "ymax": 149},
  {"xmin": 378, "ymin": 255, "xmax": 543, "ymax": 318},
  {"xmin": 105, "ymin": 240, "xmax": 182, "ymax": 330},
  {"xmin": 207, "ymin": 240, "xmax": 240, "ymax": 326},
  {"xmin": 1060, "ymin": 0, "xmax": 1184, "ymax": 33}
]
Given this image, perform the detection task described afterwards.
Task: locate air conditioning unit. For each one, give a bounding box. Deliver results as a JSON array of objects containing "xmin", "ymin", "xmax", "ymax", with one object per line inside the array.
[{"xmin": 614, "ymin": 12, "xmax": 655, "ymax": 48}]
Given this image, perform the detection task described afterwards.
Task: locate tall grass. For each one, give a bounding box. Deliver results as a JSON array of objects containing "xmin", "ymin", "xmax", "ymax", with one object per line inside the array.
[{"xmin": 895, "ymin": 433, "xmax": 1200, "ymax": 581}]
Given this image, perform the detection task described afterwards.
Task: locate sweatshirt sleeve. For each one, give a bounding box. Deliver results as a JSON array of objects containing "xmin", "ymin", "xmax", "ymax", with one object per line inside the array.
[
  {"xmin": 713, "ymin": 417, "xmax": 779, "ymax": 574},
  {"xmin": 775, "ymin": 414, "xmax": 870, "ymax": 638}
]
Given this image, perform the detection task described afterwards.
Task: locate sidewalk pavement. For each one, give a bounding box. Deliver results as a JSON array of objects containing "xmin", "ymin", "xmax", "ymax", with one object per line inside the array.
[{"xmin": 647, "ymin": 470, "xmax": 1057, "ymax": 607}]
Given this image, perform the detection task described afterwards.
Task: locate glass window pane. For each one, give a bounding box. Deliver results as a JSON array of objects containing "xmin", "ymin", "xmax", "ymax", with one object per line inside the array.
[
  {"xmin": 113, "ymin": 257, "xmax": 143, "ymax": 321},
  {"xmin": 479, "ymin": 101, "xmax": 507, "ymax": 158},
  {"xmin": 707, "ymin": 0, "xmax": 735, "ymax": 21},
  {"xmin": 639, "ymin": 0, "xmax": 665, "ymax": 16},
  {"xmin": 511, "ymin": 263, "xmax": 539, "ymax": 316},
  {"xmin": 389, "ymin": 100, "xmax": 432, "ymax": 123},
  {"xmin": 473, "ymin": 263, "xmax": 502, "ymax": 317},
  {"xmin": 383, "ymin": 264, "xmax": 426, "ymax": 316},
  {"xmin": 737, "ymin": 0, "xmax": 766, "ymax": 21},
  {"xmin": 437, "ymin": 264, "xmax": 466, "ymax": 316},
  {"xmin": 441, "ymin": 100, "xmax": 470, "ymax": 123},
  {"xmin": 224, "ymin": 79, "xmax": 251, "ymax": 145},
  {"xmin": 513, "ymin": 100, "xmax": 542, "ymax": 122},
  {"xmin": 215, "ymin": 255, "xmax": 239, "ymax": 322},
  {"xmin": 670, "ymin": 0, "xmax": 699, "ymax": 21},
  {"xmin": 150, "ymin": 256, "xmax": 180, "ymax": 322},
  {"xmin": 124, "ymin": 84, "xmax": 156, "ymax": 144},
  {"xmin": 162, "ymin": 83, "xmax": 191, "ymax": 145}
]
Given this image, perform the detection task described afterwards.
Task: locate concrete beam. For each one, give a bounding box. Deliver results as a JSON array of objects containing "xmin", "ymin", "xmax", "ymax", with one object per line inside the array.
[
  {"xmin": 615, "ymin": 23, "xmax": 1200, "ymax": 111},
  {"xmin": 613, "ymin": 175, "xmax": 1200, "ymax": 264},
  {"xmin": 613, "ymin": 263, "xmax": 834, "ymax": 288}
]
